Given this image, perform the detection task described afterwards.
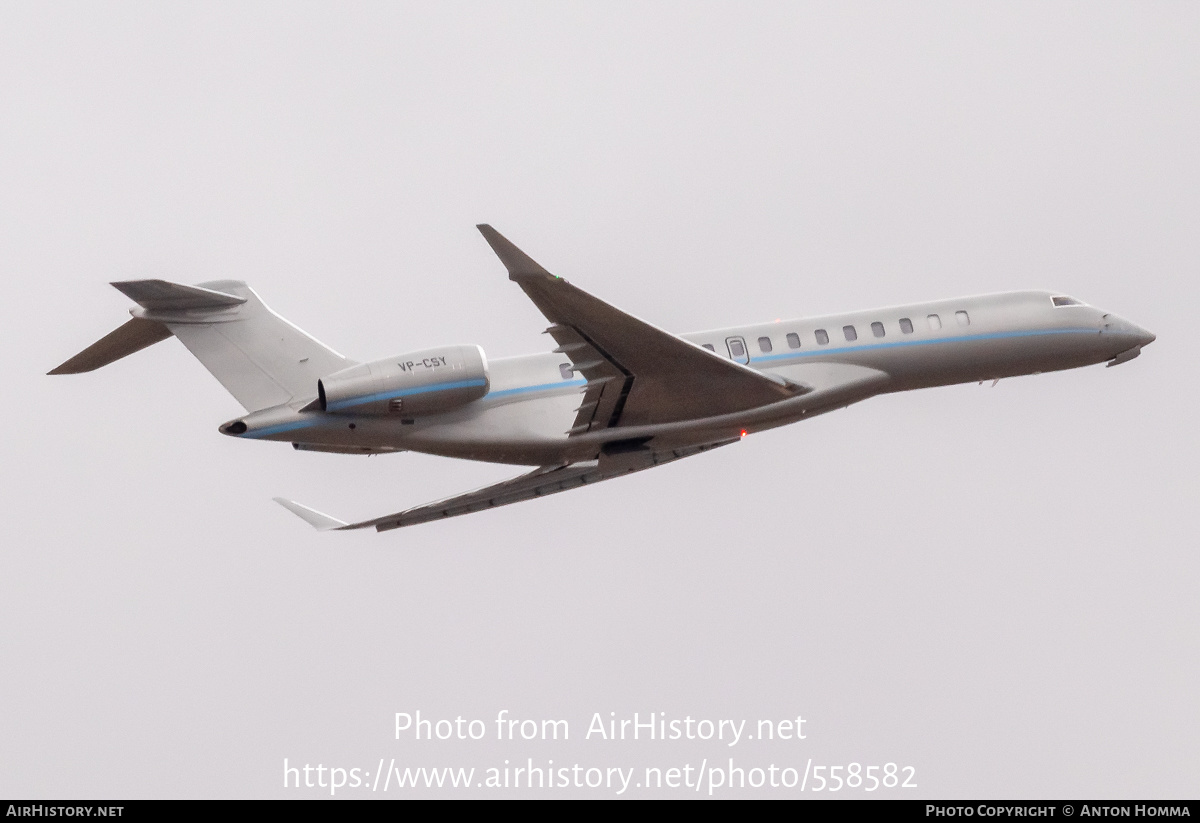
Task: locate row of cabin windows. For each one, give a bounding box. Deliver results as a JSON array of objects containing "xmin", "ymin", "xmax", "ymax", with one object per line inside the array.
[{"xmin": 700, "ymin": 310, "xmax": 972, "ymax": 356}]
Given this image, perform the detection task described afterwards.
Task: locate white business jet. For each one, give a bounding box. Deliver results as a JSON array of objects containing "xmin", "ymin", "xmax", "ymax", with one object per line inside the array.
[{"xmin": 51, "ymin": 225, "xmax": 1154, "ymax": 532}]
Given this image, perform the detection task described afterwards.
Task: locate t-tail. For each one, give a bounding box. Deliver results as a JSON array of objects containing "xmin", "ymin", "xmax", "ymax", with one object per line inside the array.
[{"xmin": 49, "ymin": 279, "xmax": 353, "ymax": 411}]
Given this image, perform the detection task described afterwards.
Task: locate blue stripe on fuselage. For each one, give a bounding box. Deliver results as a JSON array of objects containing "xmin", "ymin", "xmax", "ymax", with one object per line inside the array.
[
  {"xmin": 244, "ymin": 419, "xmax": 323, "ymax": 439},
  {"xmin": 243, "ymin": 328, "xmax": 1090, "ymax": 438},
  {"xmin": 325, "ymin": 378, "xmax": 490, "ymax": 411},
  {"xmin": 487, "ymin": 378, "xmax": 587, "ymax": 398},
  {"xmin": 242, "ymin": 378, "xmax": 585, "ymax": 438}
]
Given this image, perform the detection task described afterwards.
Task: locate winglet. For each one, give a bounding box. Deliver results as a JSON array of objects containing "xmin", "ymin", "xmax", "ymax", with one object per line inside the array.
[
  {"xmin": 476, "ymin": 224, "xmax": 554, "ymax": 279},
  {"xmin": 273, "ymin": 497, "xmax": 348, "ymax": 531}
]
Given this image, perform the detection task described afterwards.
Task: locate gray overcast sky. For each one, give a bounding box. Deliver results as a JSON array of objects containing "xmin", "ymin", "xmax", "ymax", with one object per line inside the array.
[{"xmin": 2, "ymin": 1, "xmax": 1196, "ymax": 798}]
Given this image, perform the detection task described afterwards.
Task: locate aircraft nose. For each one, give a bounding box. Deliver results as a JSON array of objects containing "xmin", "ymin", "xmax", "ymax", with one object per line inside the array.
[{"xmin": 1102, "ymin": 314, "xmax": 1155, "ymax": 348}]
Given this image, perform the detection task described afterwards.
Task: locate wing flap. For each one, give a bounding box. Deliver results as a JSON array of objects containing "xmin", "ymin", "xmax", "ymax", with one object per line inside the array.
[
  {"xmin": 351, "ymin": 461, "xmax": 602, "ymax": 531},
  {"xmin": 544, "ymin": 323, "xmax": 629, "ymax": 434}
]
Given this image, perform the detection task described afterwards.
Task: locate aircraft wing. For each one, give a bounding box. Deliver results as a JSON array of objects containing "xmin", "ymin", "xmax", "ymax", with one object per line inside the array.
[
  {"xmin": 477, "ymin": 225, "xmax": 803, "ymax": 430},
  {"xmin": 275, "ymin": 439, "xmax": 734, "ymax": 533}
]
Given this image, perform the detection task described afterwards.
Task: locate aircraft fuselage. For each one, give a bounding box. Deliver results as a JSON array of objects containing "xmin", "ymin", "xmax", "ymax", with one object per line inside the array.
[{"xmin": 227, "ymin": 289, "xmax": 1153, "ymax": 465}]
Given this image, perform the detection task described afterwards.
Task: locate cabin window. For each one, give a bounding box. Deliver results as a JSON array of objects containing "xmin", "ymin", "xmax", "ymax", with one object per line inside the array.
[
  {"xmin": 871, "ymin": 321, "xmax": 885, "ymax": 338},
  {"xmin": 559, "ymin": 363, "xmax": 574, "ymax": 379},
  {"xmin": 1052, "ymin": 296, "xmax": 1084, "ymax": 307},
  {"xmin": 899, "ymin": 317, "xmax": 914, "ymax": 334},
  {"xmin": 956, "ymin": 310, "xmax": 970, "ymax": 326},
  {"xmin": 843, "ymin": 325, "xmax": 857, "ymax": 341},
  {"xmin": 729, "ymin": 338, "xmax": 746, "ymax": 358},
  {"xmin": 758, "ymin": 336, "xmax": 773, "ymax": 353},
  {"xmin": 786, "ymin": 332, "xmax": 801, "ymax": 349},
  {"xmin": 815, "ymin": 329, "xmax": 829, "ymax": 345},
  {"xmin": 702, "ymin": 343, "xmax": 715, "ymax": 352},
  {"xmin": 927, "ymin": 314, "xmax": 942, "ymax": 330}
]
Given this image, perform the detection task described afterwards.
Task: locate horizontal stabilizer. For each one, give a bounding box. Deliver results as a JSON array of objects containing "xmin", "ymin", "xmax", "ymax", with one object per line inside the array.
[
  {"xmin": 48, "ymin": 317, "xmax": 173, "ymax": 375},
  {"xmin": 111, "ymin": 279, "xmax": 246, "ymax": 311}
]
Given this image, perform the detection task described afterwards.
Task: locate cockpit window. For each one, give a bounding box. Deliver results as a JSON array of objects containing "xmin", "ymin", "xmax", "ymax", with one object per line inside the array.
[{"xmin": 1052, "ymin": 296, "xmax": 1085, "ymax": 307}]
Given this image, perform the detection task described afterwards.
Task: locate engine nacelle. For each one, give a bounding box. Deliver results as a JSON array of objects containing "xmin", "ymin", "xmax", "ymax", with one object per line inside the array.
[{"xmin": 318, "ymin": 345, "xmax": 489, "ymax": 416}]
